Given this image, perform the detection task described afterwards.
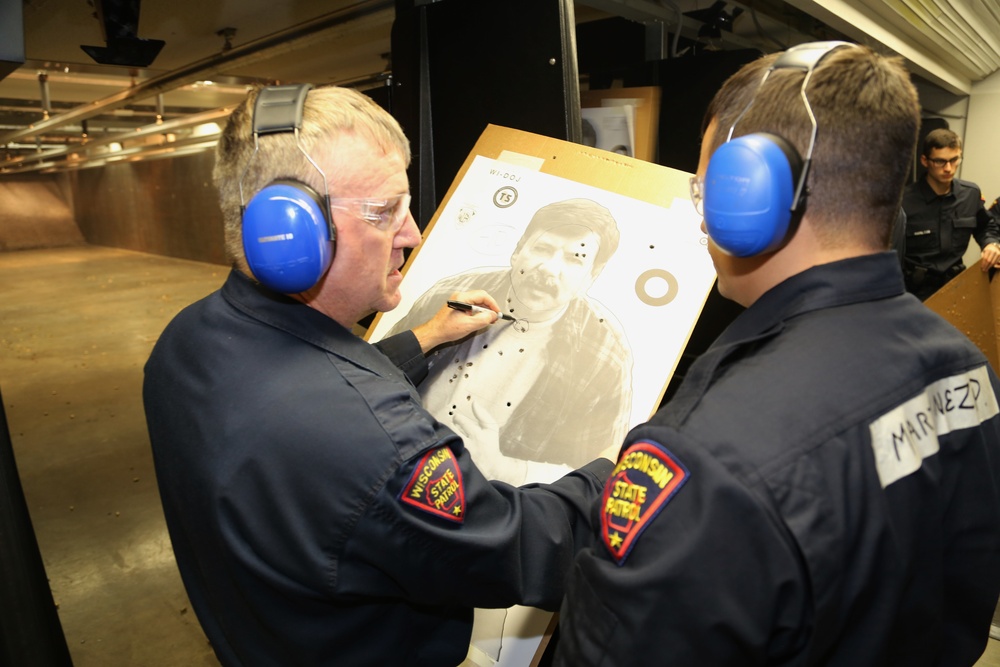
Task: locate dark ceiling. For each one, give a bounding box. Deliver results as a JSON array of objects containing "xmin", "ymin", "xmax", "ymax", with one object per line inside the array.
[
  {"xmin": 0, "ymin": 0, "xmax": 395, "ymax": 171},
  {"xmin": 0, "ymin": 0, "xmax": 996, "ymax": 175}
]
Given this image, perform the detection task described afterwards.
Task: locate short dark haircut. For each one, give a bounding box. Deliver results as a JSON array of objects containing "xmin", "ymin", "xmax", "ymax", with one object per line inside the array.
[
  {"xmin": 515, "ymin": 198, "xmax": 620, "ymax": 276},
  {"xmin": 703, "ymin": 45, "xmax": 920, "ymax": 250},
  {"xmin": 922, "ymin": 128, "xmax": 961, "ymax": 157}
]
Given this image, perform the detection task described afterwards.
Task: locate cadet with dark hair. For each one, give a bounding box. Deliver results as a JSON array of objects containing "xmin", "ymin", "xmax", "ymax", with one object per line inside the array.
[{"xmin": 902, "ymin": 127, "xmax": 1000, "ymax": 299}]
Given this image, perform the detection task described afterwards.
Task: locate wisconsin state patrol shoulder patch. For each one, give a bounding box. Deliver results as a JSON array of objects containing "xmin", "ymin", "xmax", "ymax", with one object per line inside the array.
[
  {"xmin": 400, "ymin": 446, "xmax": 465, "ymax": 523},
  {"xmin": 601, "ymin": 440, "xmax": 689, "ymax": 564}
]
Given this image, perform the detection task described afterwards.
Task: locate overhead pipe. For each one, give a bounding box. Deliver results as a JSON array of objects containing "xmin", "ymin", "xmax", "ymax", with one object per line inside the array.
[
  {"xmin": 0, "ymin": 106, "xmax": 233, "ymax": 171},
  {"xmin": 37, "ymin": 72, "xmax": 51, "ymax": 120},
  {"xmin": 0, "ymin": 0, "xmax": 394, "ymax": 145}
]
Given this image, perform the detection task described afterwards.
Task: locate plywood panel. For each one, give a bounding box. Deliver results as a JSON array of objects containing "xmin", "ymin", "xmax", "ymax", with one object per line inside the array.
[
  {"xmin": 581, "ymin": 86, "xmax": 661, "ymax": 162},
  {"xmin": 70, "ymin": 153, "xmax": 226, "ymax": 265},
  {"xmin": 368, "ymin": 124, "xmax": 713, "ymax": 667},
  {"xmin": 924, "ymin": 265, "xmax": 999, "ymax": 373},
  {"xmin": 0, "ymin": 175, "xmax": 82, "ymax": 251}
]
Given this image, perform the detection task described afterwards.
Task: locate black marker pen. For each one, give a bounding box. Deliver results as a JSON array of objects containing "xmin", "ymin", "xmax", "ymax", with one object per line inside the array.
[{"xmin": 446, "ymin": 300, "xmax": 516, "ymax": 322}]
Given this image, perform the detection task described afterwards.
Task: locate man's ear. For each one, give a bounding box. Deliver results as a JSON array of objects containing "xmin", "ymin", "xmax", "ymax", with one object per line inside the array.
[{"xmin": 919, "ymin": 154, "xmax": 929, "ymax": 168}]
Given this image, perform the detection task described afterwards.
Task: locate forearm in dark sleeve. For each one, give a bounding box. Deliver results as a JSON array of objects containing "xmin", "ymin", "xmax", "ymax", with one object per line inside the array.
[
  {"xmin": 373, "ymin": 331, "xmax": 428, "ymax": 385},
  {"xmin": 977, "ymin": 205, "xmax": 1000, "ymax": 248}
]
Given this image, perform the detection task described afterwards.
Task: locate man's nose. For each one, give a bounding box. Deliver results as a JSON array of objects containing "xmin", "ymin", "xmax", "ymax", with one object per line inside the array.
[
  {"xmin": 538, "ymin": 254, "xmax": 563, "ymax": 275},
  {"xmin": 397, "ymin": 211, "xmax": 422, "ymax": 248}
]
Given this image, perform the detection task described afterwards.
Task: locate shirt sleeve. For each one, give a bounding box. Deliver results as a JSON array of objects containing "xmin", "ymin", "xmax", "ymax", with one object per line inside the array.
[
  {"xmin": 554, "ymin": 429, "xmax": 811, "ymax": 665},
  {"xmin": 340, "ymin": 439, "xmax": 614, "ymax": 612},
  {"xmin": 373, "ymin": 330, "xmax": 428, "ymax": 385},
  {"xmin": 977, "ymin": 205, "xmax": 1000, "ymax": 248},
  {"xmin": 972, "ymin": 186, "xmax": 999, "ymax": 248}
]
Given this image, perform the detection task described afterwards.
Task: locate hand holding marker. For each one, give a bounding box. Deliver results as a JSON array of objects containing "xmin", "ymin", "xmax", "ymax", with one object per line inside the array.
[{"xmin": 447, "ymin": 300, "xmax": 516, "ymax": 323}]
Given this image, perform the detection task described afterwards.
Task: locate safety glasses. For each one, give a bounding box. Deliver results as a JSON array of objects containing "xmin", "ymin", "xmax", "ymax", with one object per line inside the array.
[{"xmin": 329, "ymin": 193, "xmax": 412, "ymax": 233}]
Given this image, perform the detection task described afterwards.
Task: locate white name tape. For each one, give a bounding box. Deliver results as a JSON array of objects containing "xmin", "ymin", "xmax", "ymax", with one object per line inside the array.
[{"xmin": 870, "ymin": 365, "xmax": 998, "ymax": 488}]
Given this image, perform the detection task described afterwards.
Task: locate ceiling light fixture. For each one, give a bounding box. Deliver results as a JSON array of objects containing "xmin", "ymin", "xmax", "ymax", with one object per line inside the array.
[
  {"xmin": 684, "ymin": 1, "xmax": 744, "ymax": 40},
  {"xmin": 80, "ymin": 0, "xmax": 166, "ymax": 68}
]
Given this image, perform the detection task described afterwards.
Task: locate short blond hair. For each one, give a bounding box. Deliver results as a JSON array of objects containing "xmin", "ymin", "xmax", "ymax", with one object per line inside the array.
[{"xmin": 213, "ymin": 85, "xmax": 411, "ymax": 271}]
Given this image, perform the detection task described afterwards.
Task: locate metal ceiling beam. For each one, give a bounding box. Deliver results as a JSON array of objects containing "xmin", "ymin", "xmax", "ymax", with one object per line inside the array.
[
  {"xmin": 1, "ymin": 106, "xmax": 232, "ymax": 171},
  {"xmin": 0, "ymin": 0, "xmax": 393, "ymax": 146}
]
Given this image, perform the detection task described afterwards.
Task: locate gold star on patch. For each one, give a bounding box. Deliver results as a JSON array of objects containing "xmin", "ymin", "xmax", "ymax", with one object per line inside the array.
[
  {"xmin": 609, "ymin": 532, "xmax": 623, "ymax": 548},
  {"xmin": 452, "ymin": 506, "xmax": 463, "ymax": 517}
]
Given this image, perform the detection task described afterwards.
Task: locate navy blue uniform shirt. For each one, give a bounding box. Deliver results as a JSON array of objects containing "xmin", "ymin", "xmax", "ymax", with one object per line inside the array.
[
  {"xmin": 143, "ymin": 270, "xmax": 612, "ymax": 667},
  {"xmin": 555, "ymin": 252, "xmax": 1000, "ymax": 666},
  {"xmin": 902, "ymin": 176, "xmax": 998, "ymax": 275}
]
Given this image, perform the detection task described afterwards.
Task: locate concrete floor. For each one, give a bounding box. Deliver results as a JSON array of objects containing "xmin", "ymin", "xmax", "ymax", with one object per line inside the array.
[
  {"xmin": 985, "ymin": 632, "xmax": 1000, "ymax": 667},
  {"xmin": 2, "ymin": 244, "xmax": 1000, "ymax": 666},
  {"xmin": 0, "ymin": 246, "xmax": 223, "ymax": 666}
]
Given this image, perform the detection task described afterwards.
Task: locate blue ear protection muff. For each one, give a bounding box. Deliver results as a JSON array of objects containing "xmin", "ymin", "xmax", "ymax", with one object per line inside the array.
[
  {"xmin": 704, "ymin": 132, "xmax": 803, "ymax": 256},
  {"xmin": 240, "ymin": 84, "xmax": 336, "ymax": 294},
  {"xmin": 703, "ymin": 41, "xmax": 855, "ymax": 257}
]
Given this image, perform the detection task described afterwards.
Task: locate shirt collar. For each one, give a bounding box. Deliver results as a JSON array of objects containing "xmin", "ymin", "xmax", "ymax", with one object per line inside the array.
[
  {"xmin": 220, "ymin": 270, "xmax": 404, "ymax": 379},
  {"xmin": 719, "ymin": 251, "xmax": 905, "ymax": 346},
  {"xmin": 918, "ymin": 175, "xmax": 954, "ymax": 202}
]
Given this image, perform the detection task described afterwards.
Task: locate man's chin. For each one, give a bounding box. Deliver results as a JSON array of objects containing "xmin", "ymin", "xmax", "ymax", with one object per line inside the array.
[{"xmin": 379, "ymin": 290, "xmax": 403, "ymax": 313}]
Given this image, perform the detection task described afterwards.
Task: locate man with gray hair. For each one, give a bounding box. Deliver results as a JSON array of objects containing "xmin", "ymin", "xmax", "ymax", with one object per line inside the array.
[{"xmin": 143, "ymin": 84, "xmax": 615, "ymax": 667}]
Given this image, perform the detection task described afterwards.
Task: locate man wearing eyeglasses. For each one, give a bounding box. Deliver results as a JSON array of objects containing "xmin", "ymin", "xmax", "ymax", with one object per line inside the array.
[
  {"xmin": 901, "ymin": 128, "xmax": 1000, "ymax": 300},
  {"xmin": 142, "ymin": 85, "xmax": 614, "ymax": 667}
]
